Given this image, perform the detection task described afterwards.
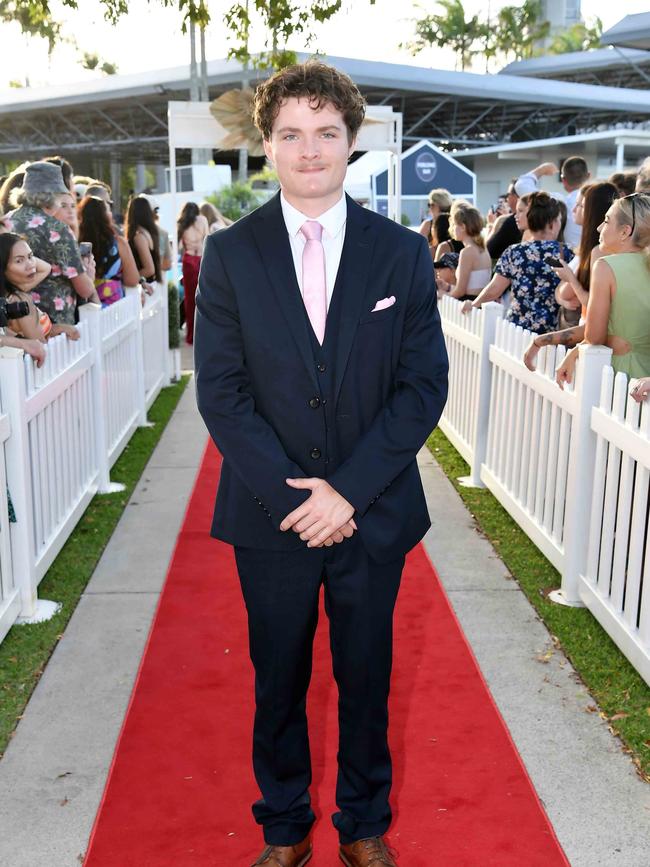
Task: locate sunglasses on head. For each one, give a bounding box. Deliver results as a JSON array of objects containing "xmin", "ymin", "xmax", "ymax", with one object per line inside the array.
[{"xmin": 622, "ymin": 193, "xmax": 649, "ymax": 237}]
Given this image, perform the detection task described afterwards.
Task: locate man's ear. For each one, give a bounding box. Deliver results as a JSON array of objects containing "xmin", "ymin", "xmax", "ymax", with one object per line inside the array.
[
  {"xmin": 348, "ymin": 137, "xmax": 357, "ymax": 159},
  {"xmin": 263, "ymin": 137, "xmax": 273, "ymax": 164}
]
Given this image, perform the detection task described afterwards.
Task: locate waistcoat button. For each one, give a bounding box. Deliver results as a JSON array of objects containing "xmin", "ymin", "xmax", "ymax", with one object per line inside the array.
[
  {"xmin": 308, "ymin": 396, "xmax": 321, "ymax": 409},
  {"xmin": 310, "ymin": 448, "xmax": 321, "ymax": 460}
]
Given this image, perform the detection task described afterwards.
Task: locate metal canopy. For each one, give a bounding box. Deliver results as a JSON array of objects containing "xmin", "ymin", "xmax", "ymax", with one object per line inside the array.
[
  {"xmin": 1, "ymin": 53, "xmax": 650, "ymax": 168},
  {"xmin": 601, "ymin": 13, "xmax": 650, "ymax": 51},
  {"xmin": 501, "ymin": 47, "xmax": 650, "ymax": 91}
]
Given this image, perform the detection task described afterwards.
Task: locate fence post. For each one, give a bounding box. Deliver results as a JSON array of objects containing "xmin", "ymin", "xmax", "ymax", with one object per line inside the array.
[
  {"xmin": 125, "ymin": 286, "xmax": 150, "ymax": 427},
  {"xmin": 459, "ymin": 301, "xmax": 503, "ymax": 488},
  {"xmin": 551, "ymin": 343, "xmax": 612, "ymax": 606},
  {"xmin": 78, "ymin": 304, "xmax": 125, "ymax": 495},
  {"xmin": 159, "ymin": 280, "xmax": 171, "ymax": 387},
  {"xmin": 0, "ymin": 349, "xmax": 59, "ymax": 622}
]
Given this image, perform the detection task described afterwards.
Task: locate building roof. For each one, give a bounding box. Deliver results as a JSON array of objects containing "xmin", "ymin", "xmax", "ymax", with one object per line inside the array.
[
  {"xmin": 500, "ymin": 47, "xmax": 650, "ymax": 90},
  {"xmin": 1, "ymin": 53, "xmax": 649, "ymax": 167},
  {"xmin": 452, "ymin": 129, "xmax": 650, "ymax": 168},
  {"xmin": 601, "ymin": 13, "xmax": 650, "ymax": 50}
]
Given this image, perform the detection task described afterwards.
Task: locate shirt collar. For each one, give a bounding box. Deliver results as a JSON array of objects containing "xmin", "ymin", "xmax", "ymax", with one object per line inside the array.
[{"xmin": 280, "ymin": 192, "xmax": 347, "ymax": 240}]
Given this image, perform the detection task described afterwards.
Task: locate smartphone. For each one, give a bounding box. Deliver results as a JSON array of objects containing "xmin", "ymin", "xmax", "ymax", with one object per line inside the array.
[
  {"xmin": 546, "ymin": 255, "xmax": 563, "ymax": 267},
  {"xmin": 79, "ymin": 241, "xmax": 93, "ymax": 257}
]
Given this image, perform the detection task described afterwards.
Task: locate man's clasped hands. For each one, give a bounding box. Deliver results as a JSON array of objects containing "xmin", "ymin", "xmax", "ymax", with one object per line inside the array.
[{"xmin": 280, "ymin": 477, "xmax": 357, "ymax": 548}]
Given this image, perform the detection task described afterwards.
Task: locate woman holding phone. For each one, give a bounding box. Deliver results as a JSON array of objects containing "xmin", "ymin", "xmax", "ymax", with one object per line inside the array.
[
  {"xmin": 463, "ymin": 192, "xmax": 573, "ymax": 334},
  {"xmin": 79, "ymin": 196, "xmax": 140, "ymax": 306}
]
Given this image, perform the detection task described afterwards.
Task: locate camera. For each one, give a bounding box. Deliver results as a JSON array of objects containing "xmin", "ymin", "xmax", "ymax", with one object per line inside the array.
[{"xmin": 0, "ymin": 297, "xmax": 30, "ymax": 328}]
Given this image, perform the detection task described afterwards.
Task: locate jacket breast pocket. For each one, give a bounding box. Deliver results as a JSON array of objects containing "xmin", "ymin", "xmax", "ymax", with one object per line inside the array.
[{"xmin": 358, "ymin": 305, "xmax": 398, "ymax": 325}]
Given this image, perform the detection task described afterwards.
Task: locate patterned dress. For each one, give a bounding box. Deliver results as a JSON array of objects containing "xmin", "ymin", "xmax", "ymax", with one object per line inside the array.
[
  {"xmin": 5, "ymin": 205, "xmax": 85, "ymax": 325},
  {"xmin": 496, "ymin": 240, "xmax": 574, "ymax": 334}
]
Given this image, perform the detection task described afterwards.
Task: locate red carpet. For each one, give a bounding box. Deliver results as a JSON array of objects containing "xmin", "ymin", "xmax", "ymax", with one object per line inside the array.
[{"xmin": 85, "ymin": 441, "xmax": 568, "ymax": 866}]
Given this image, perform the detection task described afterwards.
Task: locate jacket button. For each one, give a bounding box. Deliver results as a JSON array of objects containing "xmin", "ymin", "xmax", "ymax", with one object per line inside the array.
[
  {"xmin": 317, "ymin": 362, "xmax": 326, "ymax": 372},
  {"xmin": 310, "ymin": 448, "xmax": 321, "ymax": 460},
  {"xmin": 308, "ymin": 396, "xmax": 321, "ymax": 409}
]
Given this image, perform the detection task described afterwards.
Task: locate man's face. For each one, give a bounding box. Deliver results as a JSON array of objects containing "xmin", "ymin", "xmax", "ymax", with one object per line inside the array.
[
  {"xmin": 263, "ymin": 97, "xmax": 355, "ymax": 214},
  {"xmin": 506, "ymin": 187, "xmax": 518, "ymax": 212}
]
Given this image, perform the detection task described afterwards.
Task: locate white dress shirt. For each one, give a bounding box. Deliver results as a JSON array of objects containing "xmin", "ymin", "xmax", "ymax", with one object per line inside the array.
[
  {"xmin": 563, "ymin": 188, "xmax": 581, "ymax": 251},
  {"xmin": 280, "ymin": 192, "xmax": 347, "ymax": 310},
  {"xmin": 514, "ymin": 172, "xmax": 581, "ymax": 250}
]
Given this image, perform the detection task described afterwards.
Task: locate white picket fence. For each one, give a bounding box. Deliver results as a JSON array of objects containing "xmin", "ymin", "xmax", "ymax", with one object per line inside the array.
[
  {"xmin": 439, "ymin": 297, "xmax": 650, "ymax": 686},
  {"xmin": 0, "ymin": 284, "xmax": 174, "ymax": 638}
]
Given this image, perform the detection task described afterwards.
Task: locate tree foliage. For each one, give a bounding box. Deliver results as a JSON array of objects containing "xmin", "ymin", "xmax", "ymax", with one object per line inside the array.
[
  {"xmin": 404, "ymin": 0, "xmax": 482, "ymax": 71},
  {"xmin": 547, "ymin": 17, "xmax": 603, "ymax": 55},
  {"xmin": 7, "ymin": 1, "xmax": 368, "ymax": 71},
  {"xmin": 406, "ymin": 0, "xmax": 552, "ymax": 69},
  {"xmin": 495, "ymin": 0, "xmax": 550, "ymax": 62}
]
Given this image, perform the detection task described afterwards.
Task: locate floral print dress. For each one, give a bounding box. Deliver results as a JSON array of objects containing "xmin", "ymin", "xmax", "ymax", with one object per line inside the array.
[
  {"xmin": 495, "ymin": 240, "xmax": 574, "ymax": 334},
  {"xmin": 6, "ymin": 206, "xmax": 85, "ymax": 325}
]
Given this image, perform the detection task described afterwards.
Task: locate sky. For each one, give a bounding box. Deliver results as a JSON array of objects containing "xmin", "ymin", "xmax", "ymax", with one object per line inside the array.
[{"xmin": 1, "ymin": 0, "xmax": 648, "ymax": 92}]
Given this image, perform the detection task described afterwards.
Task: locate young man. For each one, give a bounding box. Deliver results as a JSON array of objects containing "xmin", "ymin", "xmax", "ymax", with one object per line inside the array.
[
  {"xmin": 514, "ymin": 156, "xmax": 590, "ymax": 250},
  {"xmin": 194, "ymin": 61, "xmax": 448, "ymax": 867}
]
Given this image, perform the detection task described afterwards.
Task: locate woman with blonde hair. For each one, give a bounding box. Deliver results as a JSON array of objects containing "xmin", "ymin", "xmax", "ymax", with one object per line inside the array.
[
  {"xmin": 199, "ymin": 201, "xmax": 232, "ymax": 233},
  {"xmin": 557, "ymin": 193, "xmax": 650, "ymax": 386},
  {"xmin": 419, "ymin": 188, "xmax": 453, "ymax": 258},
  {"xmin": 438, "ymin": 202, "xmax": 492, "ymax": 301}
]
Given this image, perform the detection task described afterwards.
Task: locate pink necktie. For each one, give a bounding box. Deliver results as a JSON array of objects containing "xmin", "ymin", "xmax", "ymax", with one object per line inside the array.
[{"xmin": 300, "ymin": 220, "xmax": 327, "ymax": 345}]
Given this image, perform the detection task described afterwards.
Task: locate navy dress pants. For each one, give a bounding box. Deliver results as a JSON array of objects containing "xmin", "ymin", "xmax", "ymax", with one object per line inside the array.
[{"xmin": 234, "ymin": 535, "xmax": 404, "ymax": 846}]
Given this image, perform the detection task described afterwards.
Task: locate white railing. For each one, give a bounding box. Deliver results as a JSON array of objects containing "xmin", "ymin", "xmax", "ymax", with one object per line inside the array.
[
  {"xmin": 0, "ymin": 406, "xmax": 18, "ymax": 644},
  {"xmin": 2, "ymin": 329, "xmax": 97, "ymax": 620},
  {"xmin": 0, "ymin": 282, "xmax": 173, "ymax": 635},
  {"xmin": 141, "ymin": 285, "xmax": 168, "ymax": 410},
  {"xmin": 439, "ymin": 297, "xmax": 650, "ymax": 686},
  {"xmin": 438, "ymin": 296, "xmax": 502, "ymax": 485},
  {"xmin": 579, "ymin": 368, "xmax": 650, "ymax": 685}
]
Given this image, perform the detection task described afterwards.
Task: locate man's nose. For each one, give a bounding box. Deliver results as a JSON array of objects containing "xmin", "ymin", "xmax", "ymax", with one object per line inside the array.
[{"xmin": 300, "ymin": 138, "xmax": 320, "ymax": 159}]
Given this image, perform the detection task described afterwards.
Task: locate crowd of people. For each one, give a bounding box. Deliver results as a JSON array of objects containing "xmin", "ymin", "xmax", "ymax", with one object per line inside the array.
[
  {"xmin": 2, "ymin": 150, "xmax": 649, "ymax": 396},
  {"xmin": 0, "ymin": 154, "xmax": 234, "ymax": 366},
  {"xmin": 420, "ymin": 155, "xmax": 650, "ymax": 400}
]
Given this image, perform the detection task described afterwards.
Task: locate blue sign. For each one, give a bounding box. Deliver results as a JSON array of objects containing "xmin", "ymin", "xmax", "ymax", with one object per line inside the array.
[{"xmin": 374, "ymin": 141, "xmax": 474, "ymax": 198}]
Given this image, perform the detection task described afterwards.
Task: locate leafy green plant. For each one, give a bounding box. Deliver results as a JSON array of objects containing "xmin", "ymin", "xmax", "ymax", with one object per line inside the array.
[
  {"xmin": 168, "ymin": 282, "xmax": 180, "ymax": 349},
  {"xmin": 206, "ymin": 181, "xmax": 262, "ymax": 222}
]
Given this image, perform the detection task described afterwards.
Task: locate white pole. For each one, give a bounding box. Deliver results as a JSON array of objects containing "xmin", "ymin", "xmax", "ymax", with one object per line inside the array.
[
  {"xmin": 616, "ymin": 141, "xmax": 625, "ymax": 172},
  {"xmin": 551, "ymin": 343, "xmax": 612, "ymax": 606}
]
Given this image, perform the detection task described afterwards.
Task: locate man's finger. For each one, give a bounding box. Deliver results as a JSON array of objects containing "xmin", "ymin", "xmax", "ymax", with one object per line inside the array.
[
  {"xmin": 296, "ymin": 518, "xmax": 322, "ymax": 538},
  {"xmin": 280, "ymin": 502, "xmax": 311, "ymax": 531},
  {"xmin": 340, "ymin": 524, "xmax": 354, "ymax": 538},
  {"xmin": 349, "ymin": 518, "xmax": 357, "ymax": 530},
  {"xmin": 300, "ymin": 521, "xmax": 326, "ymax": 542},
  {"xmin": 307, "ymin": 525, "xmax": 338, "ymax": 548},
  {"xmin": 293, "ymin": 514, "xmax": 322, "ymax": 534},
  {"xmin": 285, "ymin": 477, "xmax": 317, "ymax": 489}
]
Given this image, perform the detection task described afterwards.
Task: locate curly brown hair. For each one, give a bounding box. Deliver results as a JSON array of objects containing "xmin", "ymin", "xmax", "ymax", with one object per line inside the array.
[{"xmin": 252, "ymin": 61, "xmax": 366, "ymax": 143}]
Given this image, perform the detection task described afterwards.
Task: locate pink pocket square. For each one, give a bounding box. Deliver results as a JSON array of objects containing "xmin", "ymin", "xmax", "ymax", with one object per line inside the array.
[{"xmin": 371, "ymin": 295, "xmax": 396, "ymax": 312}]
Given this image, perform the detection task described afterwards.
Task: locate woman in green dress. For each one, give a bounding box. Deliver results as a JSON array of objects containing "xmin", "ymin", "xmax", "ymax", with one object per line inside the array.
[{"xmin": 556, "ymin": 193, "xmax": 650, "ymax": 386}]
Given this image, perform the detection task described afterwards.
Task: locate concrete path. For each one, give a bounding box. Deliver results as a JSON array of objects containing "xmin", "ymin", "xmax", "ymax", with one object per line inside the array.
[{"xmin": 0, "ymin": 349, "xmax": 648, "ymax": 865}]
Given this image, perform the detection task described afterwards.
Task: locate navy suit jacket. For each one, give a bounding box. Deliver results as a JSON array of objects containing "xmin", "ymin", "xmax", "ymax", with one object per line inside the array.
[{"xmin": 194, "ymin": 192, "xmax": 448, "ymax": 563}]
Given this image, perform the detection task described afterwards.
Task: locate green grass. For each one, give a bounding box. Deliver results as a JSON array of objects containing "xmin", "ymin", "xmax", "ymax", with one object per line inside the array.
[
  {"xmin": 0, "ymin": 375, "xmax": 190, "ymax": 757},
  {"xmin": 427, "ymin": 428, "xmax": 650, "ymax": 782}
]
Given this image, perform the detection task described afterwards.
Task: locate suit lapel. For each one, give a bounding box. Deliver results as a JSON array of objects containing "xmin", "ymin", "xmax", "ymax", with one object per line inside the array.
[
  {"xmin": 332, "ymin": 196, "xmax": 375, "ymax": 403},
  {"xmin": 251, "ymin": 193, "xmax": 318, "ymax": 389}
]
